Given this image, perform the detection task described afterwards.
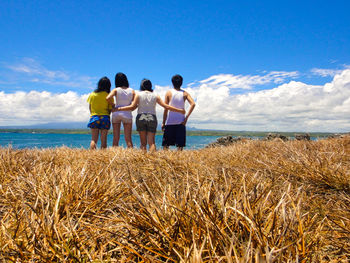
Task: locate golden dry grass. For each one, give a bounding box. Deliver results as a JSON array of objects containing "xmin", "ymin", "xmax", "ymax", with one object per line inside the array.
[{"xmin": 0, "ymin": 137, "xmax": 349, "ymax": 262}]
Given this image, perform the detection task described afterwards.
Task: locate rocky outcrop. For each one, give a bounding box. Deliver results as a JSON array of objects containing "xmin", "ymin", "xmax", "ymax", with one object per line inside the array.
[
  {"xmin": 206, "ymin": 136, "xmax": 248, "ymax": 148},
  {"xmin": 327, "ymin": 132, "xmax": 350, "ymax": 139},
  {"xmin": 294, "ymin": 133, "xmax": 310, "ymax": 141},
  {"xmin": 264, "ymin": 133, "xmax": 289, "ymax": 141}
]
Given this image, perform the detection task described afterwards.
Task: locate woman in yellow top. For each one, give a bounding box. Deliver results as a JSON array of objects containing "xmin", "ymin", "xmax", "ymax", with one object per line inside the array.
[{"xmin": 87, "ymin": 77, "xmax": 112, "ymax": 149}]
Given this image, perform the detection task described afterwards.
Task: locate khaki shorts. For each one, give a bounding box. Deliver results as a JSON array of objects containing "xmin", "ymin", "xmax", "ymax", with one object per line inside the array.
[{"xmin": 112, "ymin": 114, "xmax": 132, "ymax": 124}]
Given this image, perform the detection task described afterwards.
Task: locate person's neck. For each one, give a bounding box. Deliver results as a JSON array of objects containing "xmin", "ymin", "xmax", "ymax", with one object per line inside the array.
[{"xmin": 173, "ymin": 87, "xmax": 181, "ymax": 90}]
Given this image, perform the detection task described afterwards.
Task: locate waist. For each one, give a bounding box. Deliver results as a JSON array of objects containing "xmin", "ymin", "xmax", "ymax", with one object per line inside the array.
[
  {"xmin": 113, "ymin": 111, "xmax": 132, "ymax": 117},
  {"xmin": 166, "ymin": 112, "xmax": 185, "ymax": 125},
  {"xmin": 137, "ymin": 109, "xmax": 156, "ymax": 115}
]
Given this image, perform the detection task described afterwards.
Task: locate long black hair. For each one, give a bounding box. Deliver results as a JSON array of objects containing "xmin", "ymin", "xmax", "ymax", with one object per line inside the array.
[
  {"xmin": 115, "ymin": 72, "xmax": 129, "ymax": 87},
  {"xmin": 94, "ymin": 77, "xmax": 111, "ymax": 93},
  {"xmin": 140, "ymin": 78, "xmax": 153, "ymax": 92}
]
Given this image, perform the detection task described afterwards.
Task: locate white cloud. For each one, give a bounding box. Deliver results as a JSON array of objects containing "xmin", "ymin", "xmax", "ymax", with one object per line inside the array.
[
  {"xmin": 1, "ymin": 69, "xmax": 350, "ymax": 132},
  {"xmin": 311, "ymin": 65, "xmax": 350, "ymax": 77},
  {"xmin": 0, "ymin": 91, "xmax": 89, "ymax": 125},
  {"xmin": 4, "ymin": 58, "xmax": 96, "ymax": 89},
  {"xmin": 311, "ymin": 68, "xmax": 344, "ymax": 77},
  {"xmin": 192, "ymin": 71, "xmax": 299, "ymax": 90}
]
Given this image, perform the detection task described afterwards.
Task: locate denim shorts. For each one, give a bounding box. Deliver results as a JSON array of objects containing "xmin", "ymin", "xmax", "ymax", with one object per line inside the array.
[
  {"xmin": 87, "ymin": 115, "xmax": 111, "ymax": 130},
  {"xmin": 136, "ymin": 113, "xmax": 158, "ymax": 133}
]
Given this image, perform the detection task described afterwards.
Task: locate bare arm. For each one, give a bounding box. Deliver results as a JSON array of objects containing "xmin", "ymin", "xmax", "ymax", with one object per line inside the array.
[
  {"xmin": 182, "ymin": 91, "xmax": 196, "ymax": 125},
  {"xmin": 157, "ymin": 96, "xmax": 185, "ymax": 114},
  {"xmin": 162, "ymin": 91, "xmax": 171, "ymax": 130},
  {"xmin": 106, "ymin": 89, "xmax": 117, "ymax": 108},
  {"xmin": 115, "ymin": 94, "xmax": 139, "ymax": 111}
]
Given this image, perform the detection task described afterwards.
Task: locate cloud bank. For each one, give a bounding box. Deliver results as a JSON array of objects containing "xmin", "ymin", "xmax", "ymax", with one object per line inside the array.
[
  {"xmin": 1, "ymin": 69, "xmax": 350, "ymax": 132},
  {"xmin": 0, "ymin": 91, "xmax": 89, "ymax": 125},
  {"xmin": 185, "ymin": 69, "xmax": 350, "ymax": 132}
]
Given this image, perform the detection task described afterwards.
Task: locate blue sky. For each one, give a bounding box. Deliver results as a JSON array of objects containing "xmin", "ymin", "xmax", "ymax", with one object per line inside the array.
[{"xmin": 1, "ymin": 0, "xmax": 350, "ymax": 131}]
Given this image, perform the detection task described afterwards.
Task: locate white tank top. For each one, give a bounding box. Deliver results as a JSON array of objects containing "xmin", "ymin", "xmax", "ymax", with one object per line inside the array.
[
  {"xmin": 137, "ymin": 91, "xmax": 157, "ymax": 115},
  {"xmin": 165, "ymin": 89, "xmax": 185, "ymax": 125},
  {"xmin": 114, "ymin": 87, "xmax": 134, "ymax": 119}
]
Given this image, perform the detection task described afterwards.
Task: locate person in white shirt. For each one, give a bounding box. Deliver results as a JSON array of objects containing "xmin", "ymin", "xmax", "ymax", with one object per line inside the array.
[
  {"xmin": 114, "ymin": 79, "xmax": 185, "ymax": 152},
  {"xmin": 162, "ymin": 74, "xmax": 196, "ymax": 150},
  {"xmin": 106, "ymin": 72, "xmax": 135, "ymax": 148}
]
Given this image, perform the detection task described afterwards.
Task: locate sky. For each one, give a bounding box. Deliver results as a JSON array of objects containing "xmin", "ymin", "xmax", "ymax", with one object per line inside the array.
[{"xmin": 1, "ymin": 0, "xmax": 350, "ymax": 132}]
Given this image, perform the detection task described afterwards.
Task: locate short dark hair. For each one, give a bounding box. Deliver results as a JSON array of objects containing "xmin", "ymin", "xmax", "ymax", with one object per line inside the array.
[
  {"xmin": 171, "ymin": 74, "xmax": 183, "ymax": 88},
  {"xmin": 140, "ymin": 78, "xmax": 153, "ymax": 92},
  {"xmin": 95, "ymin": 77, "xmax": 111, "ymax": 93},
  {"xmin": 115, "ymin": 72, "xmax": 129, "ymax": 88}
]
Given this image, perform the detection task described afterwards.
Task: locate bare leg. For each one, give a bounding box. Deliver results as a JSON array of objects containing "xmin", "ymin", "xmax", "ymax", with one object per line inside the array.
[
  {"xmin": 147, "ymin": 132, "xmax": 156, "ymax": 152},
  {"xmin": 138, "ymin": 131, "xmax": 147, "ymax": 151},
  {"xmin": 90, "ymin": 129, "xmax": 99, "ymax": 149},
  {"xmin": 100, "ymin": 129, "xmax": 109, "ymax": 149},
  {"xmin": 123, "ymin": 122, "xmax": 133, "ymax": 148},
  {"xmin": 112, "ymin": 123, "xmax": 121, "ymax": 146}
]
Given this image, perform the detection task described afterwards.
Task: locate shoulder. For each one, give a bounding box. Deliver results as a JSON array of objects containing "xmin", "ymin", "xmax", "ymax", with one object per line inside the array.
[
  {"xmin": 180, "ymin": 89, "xmax": 188, "ymax": 97},
  {"xmin": 87, "ymin": 92, "xmax": 94, "ymax": 102},
  {"xmin": 88, "ymin": 92, "xmax": 97, "ymax": 98}
]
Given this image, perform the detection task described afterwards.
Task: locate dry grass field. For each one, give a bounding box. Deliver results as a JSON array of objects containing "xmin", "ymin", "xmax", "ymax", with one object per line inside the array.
[{"xmin": 0, "ymin": 137, "xmax": 349, "ymax": 262}]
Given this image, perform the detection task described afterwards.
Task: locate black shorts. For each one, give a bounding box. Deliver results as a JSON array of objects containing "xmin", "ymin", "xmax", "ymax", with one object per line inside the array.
[
  {"xmin": 162, "ymin": 124, "xmax": 186, "ymax": 147},
  {"xmin": 136, "ymin": 113, "xmax": 158, "ymax": 133}
]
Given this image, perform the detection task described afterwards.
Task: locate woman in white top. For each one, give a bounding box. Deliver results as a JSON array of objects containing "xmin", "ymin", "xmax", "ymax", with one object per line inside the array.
[
  {"xmin": 106, "ymin": 73, "xmax": 135, "ymax": 148},
  {"xmin": 115, "ymin": 79, "xmax": 185, "ymax": 152}
]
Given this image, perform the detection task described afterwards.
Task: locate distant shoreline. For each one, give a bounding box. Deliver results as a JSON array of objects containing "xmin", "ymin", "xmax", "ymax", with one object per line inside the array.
[{"xmin": 0, "ymin": 128, "xmax": 337, "ymax": 138}]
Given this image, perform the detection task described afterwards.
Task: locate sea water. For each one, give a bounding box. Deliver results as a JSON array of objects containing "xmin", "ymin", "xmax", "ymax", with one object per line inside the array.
[{"xmin": 0, "ymin": 133, "xmax": 220, "ymax": 150}]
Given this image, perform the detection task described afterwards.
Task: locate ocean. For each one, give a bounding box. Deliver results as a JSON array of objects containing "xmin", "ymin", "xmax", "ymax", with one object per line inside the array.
[{"xmin": 0, "ymin": 133, "xmax": 220, "ymax": 150}]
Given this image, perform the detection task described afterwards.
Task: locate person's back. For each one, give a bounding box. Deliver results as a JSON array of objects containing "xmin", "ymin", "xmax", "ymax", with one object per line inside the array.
[
  {"xmin": 106, "ymin": 72, "xmax": 135, "ymax": 148},
  {"xmin": 115, "ymin": 87, "xmax": 134, "ymax": 119},
  {"xmin": 162, "ymin": 74, "xmax": 196, "ymax": 150},
  {"xmin": 87, "ymin": 77, "xmax": 112, "ymax": 149},
  {"xmin": 165, "ymin": 89, "xmax": 185, "ymax": 125},
  {"xmin": 137, "ymin": 90, "xmax": 157, "ymax": 115},
  {"xmin": 88, "ymin": 91, "xmax": 111, "ymax": 116}
]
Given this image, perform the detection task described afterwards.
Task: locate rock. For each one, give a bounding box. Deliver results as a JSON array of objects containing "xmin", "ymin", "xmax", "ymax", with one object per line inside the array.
[
  {"xmin": 294, "ymin": 133, "xmax": 310, "ymax": 141},
  {"xmin": 327, "ymin": 132, "xmax": 350, "ymax": 139},
  {"xmin": 206, "ymin": 136, "xmax": 248, "ymax": 148},
  {"xmin": 327, "ymin": 134, "xmax": 342, "ymax": 139},
  {"xmin": 264, "ymin": 133, "xmax": 288, "ymax": 141}
]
